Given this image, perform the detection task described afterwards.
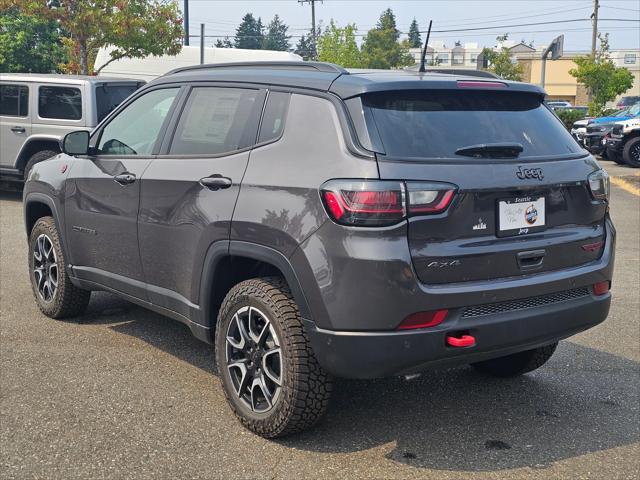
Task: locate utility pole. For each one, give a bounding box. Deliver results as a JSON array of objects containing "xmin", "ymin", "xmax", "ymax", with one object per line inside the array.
[
  {"xmin": 298, "ymin": 0, "xmax": 322, "ymax": 60},
  {"xmin": 591, "ymin": 0, "xmax": 599, "ymax": 58},
  {"xmin": 184, "ymin": 0, "xmax": 190, "ymax": 46}
]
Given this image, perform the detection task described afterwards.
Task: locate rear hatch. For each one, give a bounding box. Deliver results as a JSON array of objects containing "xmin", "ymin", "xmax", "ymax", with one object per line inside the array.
[{"xmin": 358, "ymin": 86, "xmax": 607, "ymax": 284}]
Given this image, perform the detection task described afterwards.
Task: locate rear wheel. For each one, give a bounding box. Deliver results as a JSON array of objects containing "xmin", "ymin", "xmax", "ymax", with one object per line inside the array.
[
  {"xmin": 28, "ymin": 216, "xmax": 90, "ymax": 318},
  {"xmin": 622, "ymin": 137, "xmax": 640, "ymax": 167},
  {"xmin": 23, "ymin": 149, "xmax": 58, "ymax": 180},
  {"xmin": 215, "ymin": 277, "xmax": 332, "ymax": 438},
  {"xmin": 471, "ymin": 343, "xmax": 558, "ymax": 377}
]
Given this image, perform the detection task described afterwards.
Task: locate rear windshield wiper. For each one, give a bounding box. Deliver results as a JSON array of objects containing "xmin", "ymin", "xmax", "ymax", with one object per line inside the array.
[{"xmin": 455, "ymin": 143, "xmax": 524, "ymax": 158}]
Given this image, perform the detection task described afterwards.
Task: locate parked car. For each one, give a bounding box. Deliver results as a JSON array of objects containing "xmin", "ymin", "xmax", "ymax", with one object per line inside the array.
[
  {"xmin": 23, "ymin": 62, "xmax": 614, "ymax": 438},
  {"xmin": 615, "ymin": 95, "xmax": 640, "ymax": 109},
  {"xmin": 583, "ymin": 103, "xmax": 640, "ymax": 158},
  {"xmin": 606, "ymin": 117, "xmax": 640, "ymax": 167},
  {"xmin": 0, "ymin": 74, "xmax": 143, "ymax": 182},
  {"xmin": 546, "ymin": 100, "xmax": 573, "ymax": 109},
  {"xmin": 570, "ymin": 118, "xmax": 591, "ymax": 144}
]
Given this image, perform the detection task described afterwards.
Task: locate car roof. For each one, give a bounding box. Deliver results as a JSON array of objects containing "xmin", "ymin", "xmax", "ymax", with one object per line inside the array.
[
  {"xmin": 151, "ymin": 61, "xmax": 545, "ymax": 99},
  {"xmin": 0, "ymin": 73, "xmax": 142, "ymax": 85}
]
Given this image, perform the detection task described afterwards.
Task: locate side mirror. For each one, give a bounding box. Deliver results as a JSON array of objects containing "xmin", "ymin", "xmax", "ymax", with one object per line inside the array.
[{"xmin": 61, "ymin": 130, "xmax": 90, "ymax": 156}]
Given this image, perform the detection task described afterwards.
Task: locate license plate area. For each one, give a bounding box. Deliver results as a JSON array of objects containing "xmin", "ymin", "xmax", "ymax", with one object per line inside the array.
[{"xmin": 497, "ymin": 196, "xmax": 546, "ymax": 237}]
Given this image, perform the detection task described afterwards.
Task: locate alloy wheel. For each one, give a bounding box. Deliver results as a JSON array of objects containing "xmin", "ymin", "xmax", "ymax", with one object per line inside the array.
[
  {"xmin": 225, "ymin": 306, "xmax": 282, "ymax": 413},
  {"xmin": 33, "ymin": 234, "xmax": 58, "ymax": 303}
]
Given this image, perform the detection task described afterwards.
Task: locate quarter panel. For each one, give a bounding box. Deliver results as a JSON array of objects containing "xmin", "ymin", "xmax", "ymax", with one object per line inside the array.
[{"xmin": 231, "ymin": 93, "xmax": 378, "ymax": 257}]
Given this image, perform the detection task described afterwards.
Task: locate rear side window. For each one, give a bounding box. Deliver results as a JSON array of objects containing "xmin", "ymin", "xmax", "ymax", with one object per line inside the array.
[
  {"xmin": 170, "ymin": 87, "xmax": 260, "ymax": 155},
  {"xmin": 39, "ymin": 86, "xmax": 82, "ymax": 120},
  {"xmin": 258, "ymin": 91, "xmax": 290, "ymax": 143},
  {"xmin": 363, "ymin": 90, "xmax": 583, "ymax": 160},
  {"xmin": 95, "ymin": 83, "xmax": 142, "ymax": 122},
  {"xmin": 0, "ymin": 84, "xmax": 29, "ymax": 117}
]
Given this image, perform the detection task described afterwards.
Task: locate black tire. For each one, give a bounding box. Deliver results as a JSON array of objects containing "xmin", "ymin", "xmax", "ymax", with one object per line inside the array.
[
  {"xmin": 23, "ymin": 149, "xmax": 58, "ymax": 180},
  {"xmin": 28, "ymin": 216, "xmax": 90, "ymax": 318},
  {"xmin": 215, "ymin": 277, "xmax": 332, "ymax": 438},
  {"xmin": 622, "ymin": 136, "xmax": 640, "ymax": 167},
  {"xmin": 471, "ymin": 343, "xmax": 558, "ymax": 378}
]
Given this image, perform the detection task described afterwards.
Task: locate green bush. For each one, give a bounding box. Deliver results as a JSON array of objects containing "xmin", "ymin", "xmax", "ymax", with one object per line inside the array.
[{"xmin": 555, "ymin": 109, "xmax": 586, "ymax": 130}]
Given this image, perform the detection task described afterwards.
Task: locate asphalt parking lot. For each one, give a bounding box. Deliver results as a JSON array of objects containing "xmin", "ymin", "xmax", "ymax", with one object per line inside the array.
[{"xmin": 1, "ymin": 162, "xmax": 638, "ymax": 479}]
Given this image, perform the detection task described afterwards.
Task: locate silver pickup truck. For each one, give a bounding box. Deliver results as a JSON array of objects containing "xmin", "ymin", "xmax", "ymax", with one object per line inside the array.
[{"xmin": 0, "ymin": 74, "xmax": 143, "ymax": 182}]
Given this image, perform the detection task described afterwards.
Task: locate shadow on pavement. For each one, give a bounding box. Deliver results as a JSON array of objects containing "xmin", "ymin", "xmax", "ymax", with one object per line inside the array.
[{"xmin": 81, "ymin": 291, "xmax": 639, "ymax": 472}]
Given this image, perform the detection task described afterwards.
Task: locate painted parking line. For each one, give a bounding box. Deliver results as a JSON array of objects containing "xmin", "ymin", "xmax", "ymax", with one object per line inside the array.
[{"xmin": 610, "ymin": 173, "xmax": 640, "ymax": 197}]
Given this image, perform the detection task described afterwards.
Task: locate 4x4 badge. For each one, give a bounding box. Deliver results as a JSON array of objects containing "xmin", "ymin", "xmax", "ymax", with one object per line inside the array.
[{"xmin": 516, "ymin": 166, "xmax": 544, "ymax": 181}]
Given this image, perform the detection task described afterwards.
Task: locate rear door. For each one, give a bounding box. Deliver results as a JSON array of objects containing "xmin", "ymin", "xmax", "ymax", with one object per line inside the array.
[
  {"xmin": 0, "ymin": 83, "xmax": 31, "ymax": 168},
  {"xmin": 138, "ymin": 85, "xmax": 264, "ymax": 316},
  {"xmin": 360, "ymin": 87, "xmax": 607, "ymax": 284},
  {"xmin": 64, "ymin": 86, "xmax": 181, "ymax": 298}
]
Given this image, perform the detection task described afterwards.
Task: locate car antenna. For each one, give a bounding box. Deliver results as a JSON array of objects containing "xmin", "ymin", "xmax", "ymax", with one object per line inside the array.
[{"xmin": 418, "ymin": 20, "xmax": 433, "ymax": 73}]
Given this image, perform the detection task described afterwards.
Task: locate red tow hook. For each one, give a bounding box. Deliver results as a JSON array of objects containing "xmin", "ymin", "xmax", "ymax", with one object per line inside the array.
[{"xmin": 446, "ymin": 334, "xmax": 476, "ymax": 348}]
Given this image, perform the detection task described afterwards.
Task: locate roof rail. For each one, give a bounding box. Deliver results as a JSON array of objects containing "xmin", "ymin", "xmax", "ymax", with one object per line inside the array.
[
  {"xmin": 422, "ymin": 68, "xmax": 500, "ymax": 79},
  {"xmin": 165, "ymin": 61, "xmax": 349, "ymax": 77}
]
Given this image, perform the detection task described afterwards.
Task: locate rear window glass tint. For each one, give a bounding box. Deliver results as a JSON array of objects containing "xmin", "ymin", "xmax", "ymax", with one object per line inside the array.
[
  {"xmin": 0, "ymin": 84, "xmax": 28, "ymax": 117},
  {"xmin": 39, "ymin": 86, "xmax": 82, "ymax": 120},
  {"xmin": 258, "ymin": 92, "xmax": 290, "ymax": 143},
  {"xmin": 170, "ymin": 87, "xmax": 259, "ymax": 156},
  {"xmin": 95, "ymin": 83, "xmax": 141, "ymax": 122},
  {"xmin": 363, "ymin": 90, "xmax": 583, "ymax": 160}
]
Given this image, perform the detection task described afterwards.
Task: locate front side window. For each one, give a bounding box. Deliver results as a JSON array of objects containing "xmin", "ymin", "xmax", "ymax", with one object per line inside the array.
[
  {"xmin": 39, "ymin": 86, "xmax": 82, "ymax": 120},
  {"xmin": 97, "ymin": 88, "xmax": 178, "ymax": 156},
  {"xmin": 0, "ymin": 84, "xmax": 29, "ymax": 117},
  {"xmin": 169, "ymin": 87, "xmax": 259, "ymax": 155}
]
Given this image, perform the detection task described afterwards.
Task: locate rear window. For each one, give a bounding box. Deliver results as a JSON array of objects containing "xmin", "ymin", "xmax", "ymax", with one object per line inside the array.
[
  {"xmin": 95, "ymin": 83, "xmax": 141, "ymax": 122},
  {"xmin": 362, "ymin": 90, "xmax": 583, "ymax": 160},
  {"xmin": 39, "ymin": 86, "xmax": 82, "ymax": 120}
]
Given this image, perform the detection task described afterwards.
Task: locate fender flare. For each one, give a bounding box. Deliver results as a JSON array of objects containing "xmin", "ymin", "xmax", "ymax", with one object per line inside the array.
[
  {"xmin": 23, "ymin": 192, "xmax": 70, "ymax": 265},
  {"xmin": 196, "ymin": 240, "xmax": 313, "ymax": 329},
  {"xmin": 16, "ymin": 135, "xmax": 62, "ymax": 170}
]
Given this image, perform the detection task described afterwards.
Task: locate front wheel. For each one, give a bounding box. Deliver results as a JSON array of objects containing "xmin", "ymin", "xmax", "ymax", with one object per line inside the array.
[
  {"xmin": 622, "ymin": 137, "xmax": 640, "ymax": 167},
  {"xmin": 28, "ymin": 216, "xmax": 90, "ymax": 318},
  {"xmin": 471, "ymin": 343, "xmax": 558, "ymax": 377},
  {"xmin": 215, "ymin": 277, "xmax": 332, "ymax": 438}
]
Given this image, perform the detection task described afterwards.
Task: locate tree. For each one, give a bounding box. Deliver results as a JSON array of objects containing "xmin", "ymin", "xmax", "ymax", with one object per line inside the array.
[
  {"xmin": 3, "ymin": 0, "xmax": 183, "ymax": 75},
  {"xmin": 215, "ymin": 37, "xmax": 233, "ymax": 48},
  {"xmin": 408, "ymin": 18, "xmax": 421, "ymax": 48},
  {"xmin": 0, "ymin": 6, "xmax": 65, "ymax": 73},
  {"xmin": 295, "ymin": 33, "xmax": 314, "ymax": 60},
  {"xmin": 570, "ymin": 33, "xmax": 634, "ymax": 116},
  {"xmin": 317, "ymin": 20, "xmax": 363, "ymax": 68},
  {"xmin": 262, "ymin": 14, "xmax": 290, "ymax": 51},
  {"xmin": 361, "ymin": 8, "xmax": 414, "ymax": 69},
  {"xmin": 234, "ymin": 13, "xmax": 263, "ymax": 50},
  {"xmin": 479, "ymin": 35, "xmax": 524, "ymax": 81}
]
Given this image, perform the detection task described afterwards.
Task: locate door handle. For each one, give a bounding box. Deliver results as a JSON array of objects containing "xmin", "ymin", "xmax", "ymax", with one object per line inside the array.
[
  {"xmin": 200, "ymin": 175, "xmax": 232, "ymax": 190},
  {"xmin": 113, "ymin": 173, "xmax": 136, "ymax": 185},
  {"xmin": 10, "ymin": 126, "xmax": 26, "ymax": 134}
]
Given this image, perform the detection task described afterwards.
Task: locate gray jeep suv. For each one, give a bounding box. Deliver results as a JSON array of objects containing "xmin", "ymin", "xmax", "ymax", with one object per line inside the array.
[{"xmin": 23, "ymin": 62, "xmax": 615, "ymax": 438}]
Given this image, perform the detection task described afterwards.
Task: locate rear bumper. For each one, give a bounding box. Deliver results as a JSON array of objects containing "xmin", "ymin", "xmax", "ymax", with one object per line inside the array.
[{"xmin": 305, "ymin": 291, "xmax": 610, "ymax": 379}]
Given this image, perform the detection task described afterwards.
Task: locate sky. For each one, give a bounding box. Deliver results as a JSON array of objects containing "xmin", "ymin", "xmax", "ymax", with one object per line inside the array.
[{"xmin": 182, "ymin": 0, "xmax": 640, "ymax": 52}]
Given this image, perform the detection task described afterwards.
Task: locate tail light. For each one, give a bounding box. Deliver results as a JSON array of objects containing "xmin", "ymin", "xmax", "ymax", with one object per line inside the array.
[
  {"xmin": 321, "ymin": 180, "xmax": 456, "ymax": 227},
  {"xmin": 592, "ymin": 281, "xmax": 610, "ymax": 296},
  {"xmin": 587, "ymin": 170, "xmax": 610, "ymax": 202},
  {"xmin": 398, "ymin": 310, "xmax": 448, "ymax": 330}
]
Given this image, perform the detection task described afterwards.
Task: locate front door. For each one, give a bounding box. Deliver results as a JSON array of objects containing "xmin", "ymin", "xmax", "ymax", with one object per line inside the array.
[
  {"xmin": 138, "ymin": 86, "xmax": 264, "ymax": 316},
  {"xmin": 64, "ymin": 87, "xmax": 181, "ymax": 299},
  {"xmin": 0, "ymin": 83, "xmax": 31, "ymax": 169}
]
